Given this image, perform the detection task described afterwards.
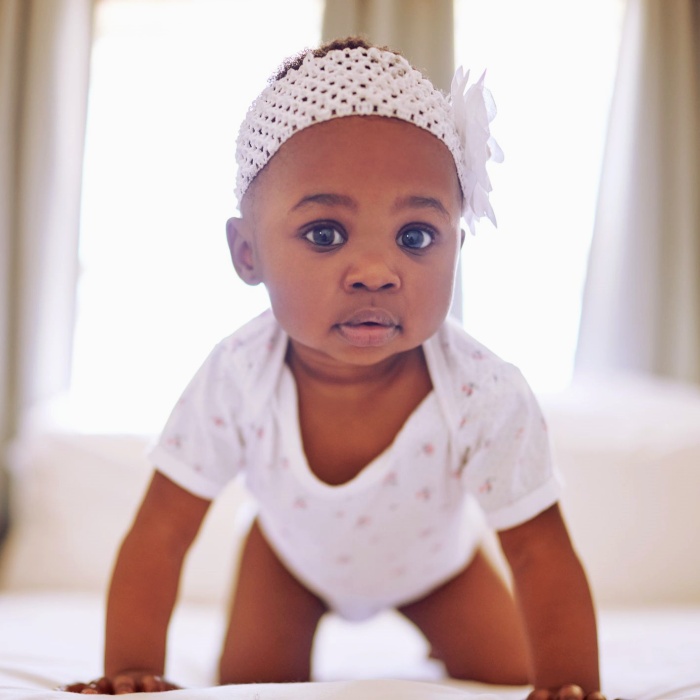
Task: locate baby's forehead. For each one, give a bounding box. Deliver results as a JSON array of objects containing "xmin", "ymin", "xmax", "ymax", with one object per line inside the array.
[
  {"xmin": 247, "ymin": 116, "xmax": 463, "ymax": 215},
  {"xmin": 275, "ymin": 115, "xmax": 455, "ymax": 160}
]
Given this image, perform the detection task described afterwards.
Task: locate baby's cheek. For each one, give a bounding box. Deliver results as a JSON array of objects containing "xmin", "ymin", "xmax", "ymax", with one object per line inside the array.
[{"xmin": 265, "ymin": 283, "xmax": 316, "ymax": 337}]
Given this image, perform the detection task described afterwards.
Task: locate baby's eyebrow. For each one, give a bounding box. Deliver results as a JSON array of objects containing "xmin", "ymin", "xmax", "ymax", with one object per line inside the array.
[
  {"xmin": 290, "ymin": 193, "xmax": 358, "ymax": 212},
  {"xmin": 392, "ymin": 195, "xmax": 450, "ymax": 220},
  {"xmin": 289, "ymin": 193, "xmax": 451, "ymax": 220}
]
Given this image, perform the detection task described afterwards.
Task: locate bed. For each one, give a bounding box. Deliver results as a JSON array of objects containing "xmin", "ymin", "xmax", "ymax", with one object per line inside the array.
[{"xmin": 1, "ymin": 371, "xmax": 699, "ymax": 700}]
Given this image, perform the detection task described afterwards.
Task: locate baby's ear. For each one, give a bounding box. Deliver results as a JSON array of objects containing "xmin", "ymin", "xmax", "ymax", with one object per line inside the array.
[{"xmin": 226, "ymin": 217, "xmax": 262, "ymax": 285}]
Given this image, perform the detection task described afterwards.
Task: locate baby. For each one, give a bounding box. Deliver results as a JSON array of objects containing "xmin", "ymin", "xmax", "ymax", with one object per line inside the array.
[{"xmin": 65, "ymin": 37, "xmax": 605, "ymax": 700}]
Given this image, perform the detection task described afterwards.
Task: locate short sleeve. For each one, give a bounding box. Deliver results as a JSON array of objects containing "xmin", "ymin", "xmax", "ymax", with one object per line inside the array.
[
  {"xmin": 148, "ymin": 340, "xmax": 245, "ymax": 500},
  {"xmin": 460, "ymin": 363, "xmax": 562, "ymax": 531}
]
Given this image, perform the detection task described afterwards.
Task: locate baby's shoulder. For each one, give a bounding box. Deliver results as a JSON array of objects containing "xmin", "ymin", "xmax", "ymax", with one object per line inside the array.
[
  {"xmin": 429, "ymin": 318, "xmax": 534, "ymax": 413},
  {"xmin": 432, "ymin": 318, "xmax": 520, "ymax": 381},
  {"xmin": 188, "ymin": 310, "xmax": 286, "ymax": 416},
  {"xmin": 215, "ymin": 309, "xmax": 283, "ymax": 369}
]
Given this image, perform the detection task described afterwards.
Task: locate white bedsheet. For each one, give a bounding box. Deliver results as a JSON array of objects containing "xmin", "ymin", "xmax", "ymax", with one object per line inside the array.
[{"xmin": 1, "ymin": 593, "xmax": 699, "ymax": 700}]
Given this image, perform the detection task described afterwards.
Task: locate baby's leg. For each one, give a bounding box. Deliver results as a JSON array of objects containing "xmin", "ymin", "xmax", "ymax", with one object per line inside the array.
[
  {"xmin": 218, "ymin": 520, "xmax": 327, "ymax": 684},
  {"xmin": 398, "ymin": 548, "xmax": 531, "ymax": 685}
]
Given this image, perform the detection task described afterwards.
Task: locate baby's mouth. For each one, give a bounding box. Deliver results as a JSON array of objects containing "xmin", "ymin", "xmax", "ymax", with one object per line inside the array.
[
  {"xmin": 341, "ymin": 309, "xmax": 399, "ymax": 327},
  {"xmin": 336, "ymin": 309, "xmax": 400, "ymax": 347}
]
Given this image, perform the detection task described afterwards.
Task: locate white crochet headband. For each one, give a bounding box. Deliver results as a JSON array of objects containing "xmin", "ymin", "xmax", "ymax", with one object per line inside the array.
[{"xmin": 235, "ymin": 46, "xmax": 503, "ymax": 233}]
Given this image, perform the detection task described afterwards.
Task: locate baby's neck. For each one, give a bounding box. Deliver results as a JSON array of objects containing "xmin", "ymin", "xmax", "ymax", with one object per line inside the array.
[
  {"xmin": 285, "ymin": 342, "xmax": 426, "ymax": 397},
  {"xmin": 287, "ymin": 341, "xmax": 433, "ymax": 485}
]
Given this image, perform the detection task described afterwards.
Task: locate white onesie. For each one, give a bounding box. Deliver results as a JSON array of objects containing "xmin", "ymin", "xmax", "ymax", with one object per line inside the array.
[{"xmin": 149, "ymin": 310, "xmax": 561, "ymax": 621}]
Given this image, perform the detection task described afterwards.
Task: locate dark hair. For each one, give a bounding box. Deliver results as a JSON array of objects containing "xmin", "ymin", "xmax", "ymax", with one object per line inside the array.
[{"xmin": 271, "ymin": 36, "xmax": 401, "ymax": 82}]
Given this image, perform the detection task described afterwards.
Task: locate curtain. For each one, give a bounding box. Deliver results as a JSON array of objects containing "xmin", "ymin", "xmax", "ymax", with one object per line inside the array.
[
  {"xmin": 576, "ymin": 0, "xmax": 700, "ymax": 384},
  {"xmin": 0, "ymin": 0, "xmax": 93, "ymax": 518},
  {"xmin": 322, "ymin": 0, "xmax": 462, "ymax": 317}
]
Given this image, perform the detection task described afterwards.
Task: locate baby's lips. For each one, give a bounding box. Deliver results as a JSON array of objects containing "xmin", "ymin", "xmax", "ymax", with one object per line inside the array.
[{"xmin": 340, "ymin": 308, "xmax": 399, "ymax": 327}]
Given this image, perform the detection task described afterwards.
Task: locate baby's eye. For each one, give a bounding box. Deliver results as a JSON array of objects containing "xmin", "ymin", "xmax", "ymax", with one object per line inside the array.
[
  {"xmin": 397, "ymin": 227, "xmax": 434, "ymax": 250},
  {"xmin": 304, "ymin": 225, "xmax": 344, "ymax": 247}
]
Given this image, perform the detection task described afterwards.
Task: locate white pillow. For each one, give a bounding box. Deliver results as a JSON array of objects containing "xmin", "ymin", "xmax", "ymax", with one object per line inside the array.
[
  {"xmin": 0, "ymin": 431, "xmax": 253, "ymax": 606},
  {"xmin": 541, "ymin": 371, "xmax": 700, "ymax": 606}
]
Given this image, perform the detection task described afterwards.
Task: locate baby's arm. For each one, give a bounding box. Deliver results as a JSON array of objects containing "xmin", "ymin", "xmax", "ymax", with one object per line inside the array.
[
  {"xmin": 105, "ymin": 470, "xmax": 211, "ymax": 685},
  {"xmin": 65, "ymin": 471, "xmax": 211, "ymax": 693},
  {"xmin": 498, "ymin": 503, "xmax": 602, "ymax": 699}
]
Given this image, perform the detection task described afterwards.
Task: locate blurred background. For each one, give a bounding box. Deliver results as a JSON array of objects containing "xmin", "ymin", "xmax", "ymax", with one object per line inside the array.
[{"xmin": 0, "ymin": 0, "xmax": 698, "ymax": 533}]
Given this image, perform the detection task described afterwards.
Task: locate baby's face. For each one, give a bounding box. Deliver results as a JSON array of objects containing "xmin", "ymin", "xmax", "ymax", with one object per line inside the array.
[{"xmin": 232, "ymin": 116, "xmax": 463, "ymax": 370}]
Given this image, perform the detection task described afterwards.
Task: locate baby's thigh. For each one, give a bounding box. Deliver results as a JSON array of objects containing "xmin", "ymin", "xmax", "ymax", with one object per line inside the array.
[
  {"xmin": 398, "ymin": 549, "xmax": 531, "ymax": 686},
  {"xmin": 218, "ymin": 520, "xmax": 327, "ymax": 684}
]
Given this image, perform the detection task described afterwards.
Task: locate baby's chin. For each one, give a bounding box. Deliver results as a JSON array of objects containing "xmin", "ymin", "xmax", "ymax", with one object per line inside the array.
[{"xmin": 283, "ymin": 325, "xmax": 438, "ymax": 376}]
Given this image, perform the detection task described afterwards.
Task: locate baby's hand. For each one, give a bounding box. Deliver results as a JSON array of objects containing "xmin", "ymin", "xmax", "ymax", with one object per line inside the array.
[
  {"xmin": 61, "ymin": 671, "xmax": 179, "ymax": 694},
  {"xmin": 527, "ymin": 685, "xmax": 606, "ymax": 700}
]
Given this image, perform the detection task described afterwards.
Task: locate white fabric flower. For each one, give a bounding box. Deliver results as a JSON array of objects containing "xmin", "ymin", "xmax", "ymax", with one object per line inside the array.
[{"xmin": 450, "ymin": 68, "xmax": 504, "ymax": 234}]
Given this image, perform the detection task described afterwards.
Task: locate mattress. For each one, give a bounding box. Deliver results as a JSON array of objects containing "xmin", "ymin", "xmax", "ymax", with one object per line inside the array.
[{"xmin": 0, "ymin": 592, "xmax": 699, "ymax": 699}]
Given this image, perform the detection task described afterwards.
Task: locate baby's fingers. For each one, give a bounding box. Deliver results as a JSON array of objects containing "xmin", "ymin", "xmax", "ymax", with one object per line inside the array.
[
  {"xmin": 527, "ymin": 690, "xmax": 556, "ymax": 700},
  {"xmin": 62, "ymin": 673, "xmax": 179, "ymax": 694},
  {"xmin": 140, "ymin": 675, "xmax": 179, "ymax": 692},
  {"xmin": 60, "ymin": 677, "xmax": 113, "ymax": 695},
  {"xmin": 59, "ymin": 682, "xmax": 89, "ymax": 694},
  {"xmin": 527, "ymin": 687, "xmax": 606, "ymax": 700},
  {"xmin": 113, "ymin": 674, "xmax": 137, "ymax": 695},
  {"xmin": 527, "ymin": 686, "xmax": 582, "ymax": 700}
]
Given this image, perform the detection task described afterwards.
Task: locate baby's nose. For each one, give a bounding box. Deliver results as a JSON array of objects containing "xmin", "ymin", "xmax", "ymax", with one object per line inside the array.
[{"xmin": 343, "ymin": 252, "xmax": 401, "ymax": 292}]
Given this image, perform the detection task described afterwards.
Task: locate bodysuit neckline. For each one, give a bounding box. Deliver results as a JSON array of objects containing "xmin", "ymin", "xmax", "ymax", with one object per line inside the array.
[{"xmin": 277, "ymin": 364, "xmax": 439, "ymax": 498}]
